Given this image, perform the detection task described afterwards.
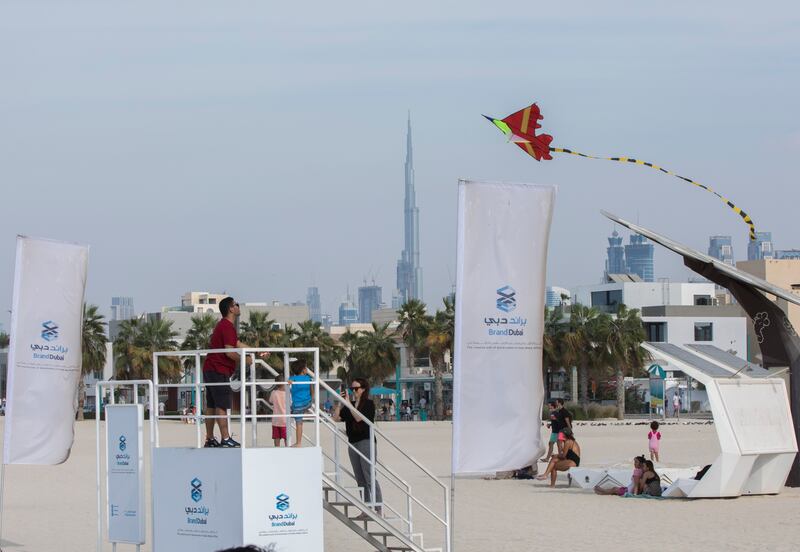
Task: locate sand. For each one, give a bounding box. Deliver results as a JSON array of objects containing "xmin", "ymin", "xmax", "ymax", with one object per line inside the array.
[{"xmin": 1, "ymin": 418, "xmax": 798, "ymax": 552}]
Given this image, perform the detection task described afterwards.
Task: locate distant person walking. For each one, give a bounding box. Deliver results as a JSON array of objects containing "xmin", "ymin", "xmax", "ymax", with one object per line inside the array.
[
  {"xmin": 541, "ymin": 401, "xmax": 560, "ymax": 462},
  {"xmin": 556, "ymin": 399, "xmax": 573, "ymax": 452},
  {"xmin": 673, "ymin": 392, "xmax": 682, "ymax": 419},
  {"xmin": 203, "ymin": 296, "xmax": 266, "ymax": 448}
]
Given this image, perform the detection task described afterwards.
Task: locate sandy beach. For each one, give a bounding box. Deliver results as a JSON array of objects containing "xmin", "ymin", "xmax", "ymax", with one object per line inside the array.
[{"xmin": 1, "ymin": 418, "xmax": 798, "ymax": 552}]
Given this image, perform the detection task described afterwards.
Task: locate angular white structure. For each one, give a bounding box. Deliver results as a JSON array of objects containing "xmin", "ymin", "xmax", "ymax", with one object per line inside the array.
[{"xmin": 644, "ymin": 342, "xmax": 798, "ymax": 498}]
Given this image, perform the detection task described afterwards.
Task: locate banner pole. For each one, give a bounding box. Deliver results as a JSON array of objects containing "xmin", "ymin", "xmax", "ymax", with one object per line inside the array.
[{"xmin": 0, "ymin": 460, "xmax": 6, "ymax": 551}]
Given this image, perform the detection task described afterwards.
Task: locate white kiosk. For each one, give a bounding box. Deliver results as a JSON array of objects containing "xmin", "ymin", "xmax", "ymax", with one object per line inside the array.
[{"xmin": 643, "ymin": 342, "xmax": 798, "ymax": 498}]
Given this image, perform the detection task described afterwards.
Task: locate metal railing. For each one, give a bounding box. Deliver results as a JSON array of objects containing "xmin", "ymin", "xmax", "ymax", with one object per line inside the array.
[{"xmin": 150, "ymin": 347, "xmax": 450, "ymax": 552}]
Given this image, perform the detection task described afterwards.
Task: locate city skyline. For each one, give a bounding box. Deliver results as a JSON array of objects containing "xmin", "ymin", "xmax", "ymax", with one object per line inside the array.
[
  {"xmin": 1, "ymin": 3, "xmax": 799, "ymax": 329},
  {"xmin": 395, "ymin": 113, "xmax": 423, "ymax": 306}
]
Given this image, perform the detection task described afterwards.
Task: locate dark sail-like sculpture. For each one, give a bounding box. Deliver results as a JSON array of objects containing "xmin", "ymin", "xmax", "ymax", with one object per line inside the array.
[{"xmin": 602, "ymin": 210, "xmax": 800, "ymax": 486}]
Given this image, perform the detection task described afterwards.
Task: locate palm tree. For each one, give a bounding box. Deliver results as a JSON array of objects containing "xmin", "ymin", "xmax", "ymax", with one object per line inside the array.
[
  {"xmin": 543, "ymin": 305, "xmax": 567, "ymax": 397},
  {"xmin": 290, "ymin": 320, "xmax": 344, "ymax": 377},
  {"xmin": 79, "ymin": 304, "xmax": 107, "ymax": 420},
  {"xmin": 351, "ymin": 323, "xmax": 400, "ymax": 385},
  {"xmin": 562, "ymin": 304, "xmax": 605, "ymax": 410},
  {"xmin": 181, "ymin": 312, "xmax": 217, "ymax": 374},
  {"xmin": 604, "ymin": 304, "xmax": 649, "ymax": 419},
  {"xmin": 239, "ymin": 311, "xmax": 278, "ymax": 347},
  {"xmin": 425, "ymin": 300, "xmax": 454, "ymax": 420},
  {"xmin": 114, "ymin": 317, "xmax": 180, "ymax": 381},
  {"xmin": 397, "ymin": 299, "xmax": 428, "ymax": 375},
  {"xmin": 0, "ymin": 332, "xmax": 9, "ymax": 348}
]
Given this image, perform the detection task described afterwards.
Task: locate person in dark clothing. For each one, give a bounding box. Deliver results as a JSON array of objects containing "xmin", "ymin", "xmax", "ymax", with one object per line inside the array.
[
  {"xmin": 334, "ymin": 377, "xmax": 382, "ymax": 518},
  {"xmin": 541, "ymin": 401, "xmax": 561, "ymax": 462},
  {"xmin": 555, "ymin": 399, "xmax": 573, "ymax": 452}
]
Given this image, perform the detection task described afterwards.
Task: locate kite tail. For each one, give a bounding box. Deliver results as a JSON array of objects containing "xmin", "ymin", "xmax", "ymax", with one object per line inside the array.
[{"xmin": 550, "ymin": 147, "xmax": 757, "ymax": 241}]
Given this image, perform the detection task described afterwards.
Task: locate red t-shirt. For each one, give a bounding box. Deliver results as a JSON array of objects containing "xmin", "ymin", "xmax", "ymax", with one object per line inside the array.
[{"xmin": 203, "ymin": 318, "xmax": 238, "ymax": 376}]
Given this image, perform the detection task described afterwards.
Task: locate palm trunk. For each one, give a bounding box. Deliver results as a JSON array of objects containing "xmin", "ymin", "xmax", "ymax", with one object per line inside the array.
[
  {"xmin": 406, "ymin": 345, "xmax": 415, "ymax": 375},
  {"xmin": 433, "ymin": 364, "xmax": 444, "ymax": 421},
  {"xmin": 579, "ymin": 363, "xmax": 589, "ymax": 411},
  {"xmin": 77, "ymin": 379, "xmax": 86, "ymax": 421},
  {"xmin": 616, "ymin": 367, "xmax": 625, "ymax": 420}
]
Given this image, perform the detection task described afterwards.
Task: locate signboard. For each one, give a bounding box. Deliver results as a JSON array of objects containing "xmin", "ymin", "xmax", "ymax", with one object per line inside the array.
[
  {"xmin": 242, "ymin": 447, "xmax": 323, "ymax": 550},
  {"xmin": 452, "ymin": 180, "xmax": 555, "ymax": 476},
  {"xmin": 153, "ymin": 447, "xmax": 323, "ymax": 552},
  {"xmin": 648, "ymin": 364, "xmax": 666, "ymax": 379},
  {"xmin": 106, "ymin": 404, "xmax": 145, "ymax": 544},
  {"xmin": 3, "ymin": 236, "xmax": 89, "ymax": 465}
]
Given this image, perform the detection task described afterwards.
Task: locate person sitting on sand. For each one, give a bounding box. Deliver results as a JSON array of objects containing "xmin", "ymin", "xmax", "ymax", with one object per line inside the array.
[
  {"xmin": 594, "ymin": 455, "xmax": 646, "ymax": 496},
  {"xmin": 639, "ymin": 460, "xmax": 662, "ymax": 496},
  {"xmin": 536, "ymin": 426, "xmax": 580, "ymax": 487}
]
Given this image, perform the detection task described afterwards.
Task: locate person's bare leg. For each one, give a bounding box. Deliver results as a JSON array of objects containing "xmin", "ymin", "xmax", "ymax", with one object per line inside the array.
[
  {"xmin": 536, "ymin": 458, "xmax": 558, "ymax": 480},
  {"xmin": 204, "ymin": 408, "xmax": 216, "ymax": 441},
  {"xmin": 293, "ymin": 421, "xmax": 304, "ymax": 447},
  {"xmin": 541, "ymin": 441, "xmax": 553, "ymax": 462},
  {"xmin": 594, "ymin": 486, "xmax": 620, "ymax": 495},
  {"xmin": 654, "ymin": 450, "xmax": 659, "ymax": 462},
  {"xmin": 273, "ymin": 438, "xmax": 280, "ymax": 447},
  {"xmin": 217, "ymin": 408, "xmax": 230, "ymax": 440}
]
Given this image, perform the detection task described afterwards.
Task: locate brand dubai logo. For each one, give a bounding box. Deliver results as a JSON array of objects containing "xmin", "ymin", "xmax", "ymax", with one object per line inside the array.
[
  {"xmin": 496, "ymin": 286, "xmax": 517, "ymax": 313},
  {"xmin": 41, "ymin": 320, "xmax": 59, "ymax": 341},
  {"xmin": 276, "ymin": 493, "xmax": 290, "ymax": 512},
  {"xmin": 118, "ymin": 435, "xmax": 127, "ymax": 451},
  {"xmin": 191, "ymin": 478, "xmax": 203, "ymax": 503}
]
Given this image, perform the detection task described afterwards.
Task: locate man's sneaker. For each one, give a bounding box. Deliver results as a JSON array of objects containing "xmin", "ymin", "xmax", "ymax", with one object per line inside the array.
[
  {"xmin": 204, "ymin": 437, "xmax": 220, "ymax": 448},
  {"xmin": 220, "ymin": 437, "xmax": 241, "ymax": 448}
]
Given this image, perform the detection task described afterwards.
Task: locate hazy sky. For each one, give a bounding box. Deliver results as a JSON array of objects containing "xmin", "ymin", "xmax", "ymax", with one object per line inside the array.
[{"xmin": 1, "ymin": 1, "xmax": 799, "ymax": 329}]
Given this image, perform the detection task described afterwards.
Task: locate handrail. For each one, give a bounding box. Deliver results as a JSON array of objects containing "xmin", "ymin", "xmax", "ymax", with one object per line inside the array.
[{"xmin": 320, "ymin": 378, "xmax": 448, "ymax": 491}]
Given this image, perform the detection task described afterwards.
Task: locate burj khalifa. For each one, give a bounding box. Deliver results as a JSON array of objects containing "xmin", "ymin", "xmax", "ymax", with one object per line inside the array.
[{"xmin": 396, "ymin": 114, "xmax": 423, "ymax": 305}]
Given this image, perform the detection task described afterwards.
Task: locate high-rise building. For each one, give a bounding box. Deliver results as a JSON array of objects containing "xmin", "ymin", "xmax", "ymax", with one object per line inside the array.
[
  {"xmin": 338, "ymin": 301, "xmax": 358, "ymax": 326},
  {"xmin": 358, "ymin": 283, "xmax": 382, "ymax": 323},
  {"xmin": 110, "ymin": 297, "xmax": 135, "ymax": 321},
  {"xmin": 776, "ymin": 249, "xmax": 800, "ymax": 260},
  {"xmin": 396, "ymin": 114, "xmax": 423, "ymax": 306},
  {"xmin": 625, "ymin": 234, "xmax": 655, "ymax": 282},
  {"xmin": 748, "ymin": 232, "xmax": 774, "ymax": 261},
  {"xmin": 306, "ymin": 286, "xmax": 322, "ymax": 323},
  {"xmin": 545, "ymin": 286, "xmax": 571, "ymax": 308},
  {"xmin": 605, "ymin": 230, "xmax": 626, "ymax": 278},
  {"xmin": 708, "ymin": 235, "xmax": 734, "ymax": 265}
]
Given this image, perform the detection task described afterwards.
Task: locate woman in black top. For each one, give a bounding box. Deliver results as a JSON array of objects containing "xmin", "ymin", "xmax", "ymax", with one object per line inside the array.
[
  {"xmin": 334, "ymin": 378, "xmax": 382, "ymax": 516},
  {"xmin": 536, "ymin": 426, "xmax": 581, "ymax": 487}
]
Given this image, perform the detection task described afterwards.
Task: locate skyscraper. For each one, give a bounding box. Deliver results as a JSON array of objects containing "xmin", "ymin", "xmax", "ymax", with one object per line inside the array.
[
  {"xmin": 625, "ymin": 234, "xmax": 655, "ymax": 282},
  {"xmin": 306, "ymin": 287, "xmax": 322, "ymax": 323},
  {"xmin": 111, "ymin": 297, "xmax": 135, "ymax": 321},
  {"xmin": 605, "ymin": 230, "xmax": 626, "ymax": 278},
  {"xmin": 708, "ymin": 235, "xmax": 734, "ymax": 265},
  {"xmin": 358, "ymin": 283, "xmax": 382, "ymax": 323},
  {"xmin": 396, "ymin": 114, "xmax": 423, "ymax": 306},
  {"xmin": 338, "ymin": 301, "xmax": 358, "ymax": 326},
  {"xmin": 747, "ymin": 231, "xmax": 774, "ymax": 261}
]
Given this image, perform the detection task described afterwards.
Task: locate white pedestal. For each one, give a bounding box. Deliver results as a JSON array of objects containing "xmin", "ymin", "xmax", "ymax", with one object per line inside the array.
[{"xmin": 152, "ymin": 447, "xmax": 324, "ymax": 552}]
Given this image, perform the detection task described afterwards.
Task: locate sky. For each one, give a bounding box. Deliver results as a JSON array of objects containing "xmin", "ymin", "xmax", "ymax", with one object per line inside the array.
[{"xmin": 1, "ymin": 1, "xmax": 799, "ymax": 330}]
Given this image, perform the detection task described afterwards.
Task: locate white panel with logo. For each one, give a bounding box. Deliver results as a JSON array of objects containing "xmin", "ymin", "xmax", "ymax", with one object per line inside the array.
[
  {"xmin": 153, "ymin": 447, "xmax": 323, "ymax": 552},
  {"xmin": 106, "ymin": 404, "xmax": 146, "ymax": 544}
]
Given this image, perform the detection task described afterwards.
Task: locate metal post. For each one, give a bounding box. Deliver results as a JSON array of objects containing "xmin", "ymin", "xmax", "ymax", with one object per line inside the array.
[
  {"xmin": 95, "ymin": 384, "xmax": 102, "ymax": 552},
  {"xmin": 369, "ymin": 426, "xmax": 376, "ymax": 509},
  {"xmin": 395, "ymin": 358, "xmax": 402, "ymax": 421},
  {"xmin": 250, "ymin": 359, "xmax": 258, "ymax": 447},
  {"xmin": 284, "ymin": 352, "xmax": 293, "ymax": 446},
  {"xmin": 314, "ymin": 349, "xmax": 321, "ymax": 446},
  {"xmin": 240, "ymin": 350, "xmax": 246, "ymax": 449},
  {"xmin": 195, "ymin": 355, "xmax": 201, "ymax": 448}
]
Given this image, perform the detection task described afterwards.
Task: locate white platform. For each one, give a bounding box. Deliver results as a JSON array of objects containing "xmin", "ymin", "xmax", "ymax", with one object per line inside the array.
[{"xmin": 152, "ymin": 446, "xmax": 323, "ymax": 552}]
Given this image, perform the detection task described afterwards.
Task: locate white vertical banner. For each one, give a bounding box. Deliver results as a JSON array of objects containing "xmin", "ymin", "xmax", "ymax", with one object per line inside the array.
[
  {"xmin": 452, "ymin": 180, "xmax": 555, "ymax": 476},
  {"xmin": 106, "ymin": 404, "xmax": 145, "ymax": 544},
  {"xmin": 3, "ymin": 236, "xmax": 89, "ymax": 465}
]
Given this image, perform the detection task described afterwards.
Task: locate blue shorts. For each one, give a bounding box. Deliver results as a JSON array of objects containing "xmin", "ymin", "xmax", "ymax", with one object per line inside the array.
[{"xmin": 291, "ymin": 401, "xmax": 312, "ymax": 422}]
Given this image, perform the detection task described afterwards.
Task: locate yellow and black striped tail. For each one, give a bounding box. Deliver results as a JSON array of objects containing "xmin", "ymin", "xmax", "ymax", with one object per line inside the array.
[{"xmin": 550, "ymin": 147, "xmax": 757, "ymax": 241}]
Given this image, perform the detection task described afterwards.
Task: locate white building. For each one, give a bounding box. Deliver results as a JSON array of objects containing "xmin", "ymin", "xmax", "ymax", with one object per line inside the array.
[
  {"xmin": 572, "ymin": 281, "xmax": 717, "ymax": 313},
  {"xmin": 641, "ymin": 305, "xmax": 747, "ymax": 359},
  {"xmin": 181, "ymin": 291, "xmax": 228, "ymax": 314}
]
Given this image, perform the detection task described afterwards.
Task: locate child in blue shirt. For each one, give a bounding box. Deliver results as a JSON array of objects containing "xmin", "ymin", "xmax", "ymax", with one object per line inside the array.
[{"xmin": 289, "ymin": 358, "xmax": 314, "ymax": 447}]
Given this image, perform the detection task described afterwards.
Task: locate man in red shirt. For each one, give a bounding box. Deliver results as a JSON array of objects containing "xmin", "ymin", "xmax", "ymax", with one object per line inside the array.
[{"xmin": 203, "ymin": 297, "xmax": 263, "ymax": 448}]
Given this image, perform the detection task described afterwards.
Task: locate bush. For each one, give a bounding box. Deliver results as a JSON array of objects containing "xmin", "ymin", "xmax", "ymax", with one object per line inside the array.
[{"xmin": 565, "ymin": 402, "xmax": 618, "ymax": 420}]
